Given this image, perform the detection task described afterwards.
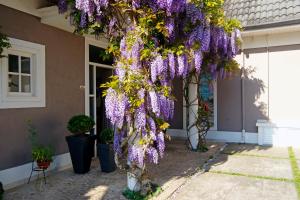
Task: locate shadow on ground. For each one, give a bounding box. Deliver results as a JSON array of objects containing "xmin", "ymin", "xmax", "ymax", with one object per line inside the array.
[{"xmin": 4, "ymin": 139, "xmax": 223, "ymax": 200}]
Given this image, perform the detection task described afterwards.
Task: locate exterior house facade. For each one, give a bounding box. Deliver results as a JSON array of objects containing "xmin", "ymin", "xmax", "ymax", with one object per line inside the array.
[{"xmin": 0, "ymin": 0, "xmax": 300, "ymax": 190}]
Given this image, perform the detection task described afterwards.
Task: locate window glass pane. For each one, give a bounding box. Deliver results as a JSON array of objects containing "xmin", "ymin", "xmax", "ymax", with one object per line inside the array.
[
  {"xmin": 8, "ymin": 55, "xmax": 19, "ymax": 73},
  {"xmin": 89, "ymin": 65, "xmax": 94, "ymax": 94},
  {"xmin": 21, "ymin": 56, "xmax": 31, "ymax": 74},
  {"xmin": 8, "ymin": 74, "xmax": 19, "ymax": 92},
  {"xmin": 199, "ymin": 75, "xmax": 214, "ymax": 127},
  {"xmin": 21, "ymin": 76, "xmax": 31, "ymax": 93},
  {"xmin": 89, "ymin": 45, "xmax": 113, "ymax": 65}
]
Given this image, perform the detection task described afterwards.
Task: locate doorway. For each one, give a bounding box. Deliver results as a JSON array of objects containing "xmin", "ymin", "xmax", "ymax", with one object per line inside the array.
[{"xmin": 86, "ymin": 43, "xmax": 113, "ymax": 139}]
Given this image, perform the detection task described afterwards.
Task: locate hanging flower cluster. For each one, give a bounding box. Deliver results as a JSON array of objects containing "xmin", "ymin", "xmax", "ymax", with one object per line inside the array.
[{"xmin": 58, "ymin": 0, "xmax": 241, "ymax": 182}]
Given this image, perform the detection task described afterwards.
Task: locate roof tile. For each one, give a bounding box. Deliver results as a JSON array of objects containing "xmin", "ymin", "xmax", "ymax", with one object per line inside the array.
[{"xmin": 224, "ymin": 0, "xmax": 300, "ymax": 28}]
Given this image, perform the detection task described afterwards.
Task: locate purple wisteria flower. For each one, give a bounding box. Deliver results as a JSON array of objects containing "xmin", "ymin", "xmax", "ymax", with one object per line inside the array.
[
  {"xmin": 149, "ymin": 90, "xmax": 160, "ymax": 116},
  {"xmin": 105, "ymin": 88, "xmax": 127, "ymax": 128},
  {"xmin": 114, "ymin": 129, "xmax": 123, "ymax": 156},
  {"xmin": 159, "ymin": 94, "xmax": 171, "ymax": 120},
  {"xmin": 194, "ymin": 50, "xmax": 203, "ymax": 73},
  {"xmin": 157, "ymin": 132, "xmax": 165, "ymax": 157},
  {"xmin": 201, "ymin": 27, "xmax": 211, "ymax": 52},
  {"xmin": 177, "ymin": 54, "xmax": 188, "ymax": 77},
  {"xmin": 131, "ymin": 39, "xmax": 142, "ymax": 70},
  {"xmin": 150, "ymin": 55, "xmax": 163, "ymax": 82},
  {"xmin": 108, "ymin": 17, "xmax": 117, "ymax": 34},
  {"xmin": 116, "ymin": 63, "xmax": 126, "ymax": 81},
  {"xmin": 135, "ymin": 104, "xmax": 146, "ymax": 129},
  {"xmin": 58, "ymin": 0, "xmax": 67, "ymax": 13},
  {"xmin": 168, "ymin": 53, "xmax": 175, "ymax": 79},
  {"xmin": 148, "ymin": 117, "xmax": 157, "ymax": 139},
  {"xmin": 80, "ymin": 12, "xmax": 87, "ymax": 28},
  {"xmin": 105, "ymin": 88, "xmax": 117, "ymax": 124},
  {"xmin": 146, "ymin": 147, "xmax": 158, "ymax": 164},
  {"xmin": 132, "ymin": 0, "xmax": 141, "ymax": 9},
  {"xmin": 120, "ymin": 37, "xmax": 128, "ymax": 58},
  {"xmin": 186, "ymin": 3, "xmax": 204, "ymax": 24},
  {"xmin": 128, "ymin": 145, "xmax": 144, "ymax": 168},
  {"xmin": 166, "ymin": 18, "xmax": 175, "ymax": 38}
]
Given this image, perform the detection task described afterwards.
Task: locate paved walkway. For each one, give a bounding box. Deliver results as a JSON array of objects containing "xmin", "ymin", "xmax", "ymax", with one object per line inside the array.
[
  {"xmin": 5, "ymin": 143, "xmax": 299, "ymax": 200},
  {"xmin": 3, "ymin": 140, "xmax": 223, "ymax": 200},
  {"xmin": 171, "ymin": 144, "xmax": 300, "ymax": 200}
]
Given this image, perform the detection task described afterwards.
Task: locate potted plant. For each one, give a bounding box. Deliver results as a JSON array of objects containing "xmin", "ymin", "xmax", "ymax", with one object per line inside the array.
[
  {"xmin": 32, "ymin": 146, "xmax": 54, "ymax": 170},
  {"xmin": 28, "ymin": 120, "xmax": 54, "ymax": 170},
  {"xmin": 97, "ymin": 128, "xmax": 116, "ymax": 172},
  {"xmin": 66, "ymin": 115, "xmax": 95, "ymax": 174},
  {"xmin": 0, "ymin": 181, "xmax": 4, "ymax": 200}
]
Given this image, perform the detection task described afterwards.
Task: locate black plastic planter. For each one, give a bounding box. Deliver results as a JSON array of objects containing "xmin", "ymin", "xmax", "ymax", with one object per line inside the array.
[
  {"xmin": 97, "ymin": 144, "xmax": 116, "ymax": 173},
  {"xmin": 66, "ymin": 134, "xmax": 95, "ymax": 174},
  {"xmin": 0, "ymin": 181, "xmax": 4, "ymax": 200}
]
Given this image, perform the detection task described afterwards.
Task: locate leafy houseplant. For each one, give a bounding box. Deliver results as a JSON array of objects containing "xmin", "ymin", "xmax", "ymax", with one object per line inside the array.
[
  {"xmin": 28, "ymin": 121, "xmax": 53, "ymax": 170},
  {"xmin": 97, "ymin": 128, "xmax": 116, "ymax": 172},
  {"xmin": 66, "ymin": 115, "xmax": 95, "ymax": 174},
  {"xmin": 32, "ymin": 146, "xmax": 54, "ymax": 170}
]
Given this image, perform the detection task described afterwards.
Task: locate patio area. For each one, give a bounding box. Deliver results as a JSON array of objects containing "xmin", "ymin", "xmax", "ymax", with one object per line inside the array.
[
  {"xmin": 3, "ymin": 139, "xmax": 224, "ymax": 200},
  {"xmin": 4, "ymin": 140, "xmax": 300, "ymax": 200}
]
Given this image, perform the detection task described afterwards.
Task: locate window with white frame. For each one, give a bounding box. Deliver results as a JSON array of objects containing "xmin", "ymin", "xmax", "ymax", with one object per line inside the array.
[{"xmin": 0, "ymin": 38, "xmax": 45, "ymax": 109}]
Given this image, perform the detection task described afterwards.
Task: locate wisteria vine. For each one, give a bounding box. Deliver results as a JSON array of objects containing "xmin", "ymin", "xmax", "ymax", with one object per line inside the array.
[{"xmin": 58, "ymin": 0, "xmax": 241, "ymax": 192}]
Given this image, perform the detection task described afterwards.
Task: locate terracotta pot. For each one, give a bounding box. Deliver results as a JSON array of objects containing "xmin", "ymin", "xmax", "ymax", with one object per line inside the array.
[{"xmin": 37, "ymin": 160, "xmax": 51, "ymax": 170}]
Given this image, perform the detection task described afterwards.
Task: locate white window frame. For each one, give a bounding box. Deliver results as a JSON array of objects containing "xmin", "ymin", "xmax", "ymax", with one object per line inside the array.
[
  {"xmin": 210, "ymin": 81, "xmax": 218, "ymax": 131},
  {"xmin": 0, "ymin": 38, "xmax": 46, "ymax": 109}
]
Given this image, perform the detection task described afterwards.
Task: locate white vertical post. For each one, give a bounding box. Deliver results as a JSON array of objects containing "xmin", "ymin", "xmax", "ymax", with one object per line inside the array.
[{"xmin": 188, "ymin": 77, "xmax": 199, "ymax": 150}]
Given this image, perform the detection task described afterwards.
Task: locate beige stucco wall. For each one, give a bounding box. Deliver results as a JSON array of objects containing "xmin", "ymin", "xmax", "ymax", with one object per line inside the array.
[
  {"xmin": 218, "ymin": 30, "xmax": 300, "ymax": 133},
  {"xmin": 0, "ymin": 5, "xmax": 85, "ymax": 170}
]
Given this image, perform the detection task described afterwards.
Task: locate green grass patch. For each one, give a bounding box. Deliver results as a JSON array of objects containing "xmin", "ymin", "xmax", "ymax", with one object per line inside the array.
[
  {"xmin": 210, "ymin": 170, "xmax": 293, "ymax": 182},
  {"xmin": 222, "ymin": 152, "xmax": 289, "ymax": 160},
  {"xmin": 288, "ymin": 147, "xmax": 300, "ymax": 199},
  {"xmin": 122, "ymin": 184, "xmax": 162, "ymax": 200}
]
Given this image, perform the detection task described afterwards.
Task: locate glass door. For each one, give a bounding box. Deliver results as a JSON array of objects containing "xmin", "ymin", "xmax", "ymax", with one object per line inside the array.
[{"xmin": 88, "ymin": 44, "xmax": 113, "ymax": 137}]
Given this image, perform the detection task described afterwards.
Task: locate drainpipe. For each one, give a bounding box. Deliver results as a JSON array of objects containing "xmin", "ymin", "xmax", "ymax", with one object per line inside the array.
[
  {"xmin": 241, "ymin": 49, "xmax": 246, "ymax": 143},
  {"xmin": 266, "ymin": 35, "xmax": 270, "ymax": 120}
]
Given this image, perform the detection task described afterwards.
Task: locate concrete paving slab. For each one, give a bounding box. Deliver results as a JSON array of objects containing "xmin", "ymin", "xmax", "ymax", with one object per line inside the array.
[
  {"xmin": 224, "ymin": 144, "xmax": 289, "ymax": 158},
  {"xmin": 210, "ymin": 154, "xmax": 293, "ymax": 179},
  {"xmin": 172, "ymin": 172, "xmax": 297, "ymax": 200}
]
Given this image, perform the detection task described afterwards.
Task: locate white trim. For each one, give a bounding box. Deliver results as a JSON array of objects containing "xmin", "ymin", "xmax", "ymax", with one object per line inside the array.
[
  {"xmin": 210, "ymin": 81, "xmax": 218, "ymax": 131},
  {"xmin": 0, "ymin": 38, "xmax": 46, "ymax": 109},
  {"xmin": 167, "ymin": 129, "xmax": 258, "ymax": 144},
  {"xmin": 206, "ymin": 131, "xmax": 258, "ymax": 144},
  {"xmin": 0, "ymin": 153, "xmax": 71, "ymax": 190},
  {"xmin": 242, "ymin": 24, "xmax": 300, "ymax": 37}
]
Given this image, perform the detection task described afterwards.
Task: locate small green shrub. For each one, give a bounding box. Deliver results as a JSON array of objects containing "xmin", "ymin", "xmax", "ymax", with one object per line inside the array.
[
  {"xmin": 32, "ymin": 146, "xmax": 53, "ymax": 162},
  {"xmin": 122, "ymin": 184, "xmax": 162, "ymax": 200},
  {"xmin": 67, "ymin": 115, "xmax": 95, "ymax": 135},
  {"xmin": 99, "ymin": 128, "xmax": 114, "ymax": 144}
]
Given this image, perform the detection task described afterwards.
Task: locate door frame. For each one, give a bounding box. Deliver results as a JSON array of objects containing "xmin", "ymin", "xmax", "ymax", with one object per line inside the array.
[{"xmin": 84, "ymin": 36, "xmax": 112, "ymax": 135}]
